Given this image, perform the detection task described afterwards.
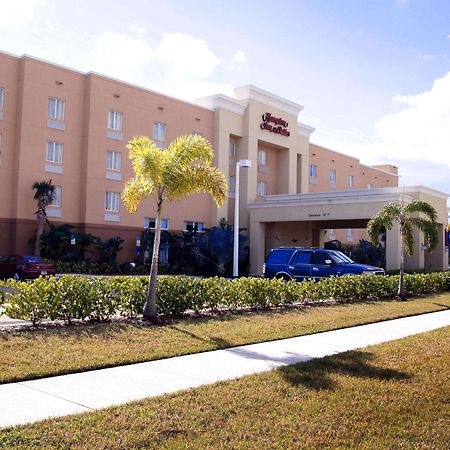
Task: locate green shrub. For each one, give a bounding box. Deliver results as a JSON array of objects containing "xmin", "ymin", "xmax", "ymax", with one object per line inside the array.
[{"xmin": 1, "ymin": 271, "xmax": 449, "ymax": 324}]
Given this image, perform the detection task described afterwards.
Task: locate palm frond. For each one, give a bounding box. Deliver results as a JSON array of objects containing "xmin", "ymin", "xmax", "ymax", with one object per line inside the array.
[
  {"xmin": 167, "ymin": 164, "xmax": 227, "ymax": 207},
  {"xmin": 404, "ymin": 200, "xmax": 437, "ymax": 222},
  {"xmin": 127, "ymin": 136, "xmax": 165, "ymax": 185},
  {"xmin": 403, "ymin": 221, "xmax": 414, "ymax": 255},
  {"xmin": 367, "ymin": 202, "xmax": 401, "ymax": 245},
  {"xmin": 122, "ymin": 177, "xmax": 155, "ymax": 213},
  {"xmin": 410, "ymin": 217, "xmax": 439, "ymax": 252}
]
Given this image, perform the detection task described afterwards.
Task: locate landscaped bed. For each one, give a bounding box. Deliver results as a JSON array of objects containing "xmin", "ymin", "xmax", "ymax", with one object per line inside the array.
[
  {"xmin": 1, "ymin": 326, "xmax": 448, "ymax": 449},
  {"xmin": 0, "ymin": 293, "xmax": 449, "ymax": 384}
]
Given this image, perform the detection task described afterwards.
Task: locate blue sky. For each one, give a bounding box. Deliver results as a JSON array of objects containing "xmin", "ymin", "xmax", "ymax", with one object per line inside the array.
[{"xmin": 1, "ymin": 0, "xmax": 450, "ymax": 194}]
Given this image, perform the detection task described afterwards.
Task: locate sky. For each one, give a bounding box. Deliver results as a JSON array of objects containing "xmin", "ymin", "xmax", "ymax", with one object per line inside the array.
[{"xmin": 1, "ymin": 0, "xmax": 450, "ymax": 196}]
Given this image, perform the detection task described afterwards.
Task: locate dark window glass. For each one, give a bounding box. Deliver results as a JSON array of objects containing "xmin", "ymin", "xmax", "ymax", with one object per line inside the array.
[
  {"xmin": 266, "ymin": 249, "xmax": 293, "ymax": 264},
  {"xmin": 311, "ymin": 253, "xmax": 332, "ymax": 265},
  {"xmin": 291, "ymin": 251, "xmax": 312, "ymax": 265},
  {"xmin": 23, "ymin": 256, "xmax": 45, "ymax": 263}
]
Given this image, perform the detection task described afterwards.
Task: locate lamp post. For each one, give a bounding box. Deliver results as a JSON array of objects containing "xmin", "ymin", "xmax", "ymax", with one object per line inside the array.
[{"xmin": 233, "ymin": 159, "xmax": 251, "ymax": 277}]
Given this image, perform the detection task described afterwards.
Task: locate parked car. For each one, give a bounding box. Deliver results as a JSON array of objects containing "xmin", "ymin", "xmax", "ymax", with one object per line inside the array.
[
  {"xmin": 0, "ymin": 255, "xmax": 56, "ymax": 280},
  {"xmin": 263, "ymin": 247, "xmax": 385, "ymax": 281}
]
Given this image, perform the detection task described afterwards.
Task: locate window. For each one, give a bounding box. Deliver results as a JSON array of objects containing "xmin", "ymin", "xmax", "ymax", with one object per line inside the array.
[
  {"xmin": 291, "ymin": 251, "xmax": 312, "ymax": 265},
  {"xmin": 229, "ymin": 142, "xmax": 236, "ymax": 159},
  {"xmin": 329, "ymin": 169, "xmax": 336, "ymax": 185},
  {"xmin": 311, "ymin": 252, "xmax": 332, "ymax": 265},
  {"xmin": 347, "ymin": 175, "xmax": 354, "ymax": 188},
  {"xmin": 159, "ymin": 242, "xmax": 169, "ymax": 264},
  {"xmin": 48, "ymin": 97, "xmax": 65, "ymax": 120},
  {"xmin": 228, "ymin": 175, "xmax": 236, "ymax": 192},
  {"xmin": 257, "ymin": 180, "xmax": 267, "ymax": 196},
  {"xmin": 184, "ymin": 221, "xmax": 205, "ymax": 232},
  {"xmin": 309, "ymin": 164, "xmax": 317, "ymax": 178},
  {"xmin": 258, "ymin": 149, "xmax": 267, "ymax": 166},
  {"xmin": 0, "ymin": 87, "xmax": 4, "ymax": 110},
  {"xmin": 144, "ymin": 217, "xmax": 169, "ymax": 230},
  {"xmin": 105, "ymin": 191, "xmax": 120, "ymax": 212},
  {"xmin": 328, "ymin": 229, "xmax": 336, "ymax": 239},
  {"xmin": 367, "ymin": 183, "xmax": 373, "ymax": 189},
  {"xmin": 106, "ymin": 150, "xmax": 121, "ymax": 171},
  {"xmin": 46, "ymin": 141, "xmax": 63, "ymax": 164},
  {"xmin": 50, "ymin": 186, "xmax": 62, "ymax": 207},
  {"xmin": 108, "ymin": 111, "xmax": 123, "ymax": 131},
  {"xmin": 153, "ymin": 122, "xmax": 166, "ymax": 142},
  {"xmin": 346, "ymin": 228, "xmax": 353, "ymax": 242}
]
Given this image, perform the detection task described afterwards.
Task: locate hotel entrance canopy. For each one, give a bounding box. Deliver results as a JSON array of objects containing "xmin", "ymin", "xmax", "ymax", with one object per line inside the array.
[{"xmin": 248, "ymin": 186, "xmax": 449, "ymax": 275}]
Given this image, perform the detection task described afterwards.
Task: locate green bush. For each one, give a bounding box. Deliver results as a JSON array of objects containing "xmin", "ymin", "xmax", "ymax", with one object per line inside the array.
[{"xmin": 1, "ymin": 271, "xmax": 449, "ymax": 324}]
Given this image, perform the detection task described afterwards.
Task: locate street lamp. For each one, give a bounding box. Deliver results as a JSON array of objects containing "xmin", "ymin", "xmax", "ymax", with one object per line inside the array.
[{"xmin": 233, "ymin": 159, "xmax": 251, "ymax": 277}]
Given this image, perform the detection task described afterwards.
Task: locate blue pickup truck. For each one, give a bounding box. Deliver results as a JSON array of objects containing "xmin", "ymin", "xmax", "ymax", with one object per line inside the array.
[{"xmin": 263, "ymin": 247, "xmax": 384, "ymax": 281}]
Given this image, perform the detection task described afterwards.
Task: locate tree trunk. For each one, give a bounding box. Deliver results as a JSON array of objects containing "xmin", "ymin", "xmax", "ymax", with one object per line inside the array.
[
  {"xmin": 34, "ymin": 208, "xmax": 45, "ymax": 256},
  {"xmin": 143, "ymin": 204, "xmax": 162, "ymax": 320},
  {"xmin": 398, "ymin": 225, "xmax": 406, "ymax": 300}
]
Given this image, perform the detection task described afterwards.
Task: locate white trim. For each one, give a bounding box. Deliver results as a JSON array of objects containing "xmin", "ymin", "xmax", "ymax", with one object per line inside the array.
[
  {"xmin": 196, "ymin": 94, "xmax": 246, "ymax": 115},
  {"xmin": 297, "ymin": 122, "xmax": 315, "ymax": 138},
  {"xmin": 234, "ymin": 85, "xmax": 303, "ymax": 116}
]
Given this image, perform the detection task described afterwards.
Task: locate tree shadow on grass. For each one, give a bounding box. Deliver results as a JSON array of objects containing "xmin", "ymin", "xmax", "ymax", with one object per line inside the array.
[{"xmin": 279, "ymin": 350, "xmax": 412, "ymax": 391}]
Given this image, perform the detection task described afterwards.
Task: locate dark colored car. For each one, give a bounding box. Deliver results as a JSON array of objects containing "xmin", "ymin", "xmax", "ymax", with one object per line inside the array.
[
  {"xmin": 0, "ymin": 255, "xmax": 56, "ymax": 280},
  {"xmin": 263, "ymin": 247, "xmax": 384, "ymax": 281}
]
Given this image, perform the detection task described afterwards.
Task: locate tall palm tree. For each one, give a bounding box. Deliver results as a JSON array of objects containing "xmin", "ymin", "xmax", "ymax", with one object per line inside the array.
[
  {"xmin": 32, "ymin": 180, "xmax": 56, "ymax": 256},
  {"xmin": 367, "ymin": 200, "xmax": 439, "ymax": 300},
  {"xmin": 122, "ymin": 135, "xmax": 227, "ymax": 320}
]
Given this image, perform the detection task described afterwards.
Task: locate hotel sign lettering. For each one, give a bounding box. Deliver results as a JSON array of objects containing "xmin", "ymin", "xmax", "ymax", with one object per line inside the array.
[{"xmin": 260, "ymin": 112, "xmax": 290, "ymax": 137}]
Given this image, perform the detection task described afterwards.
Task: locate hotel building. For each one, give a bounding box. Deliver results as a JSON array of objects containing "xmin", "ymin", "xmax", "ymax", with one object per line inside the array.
[{"xmin": 0, "ymin": 51, "xmax": 447, "ymax": 274}]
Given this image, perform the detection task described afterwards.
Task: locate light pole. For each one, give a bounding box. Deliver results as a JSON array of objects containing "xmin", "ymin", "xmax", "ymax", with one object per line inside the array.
[{"xmin": 233, "ymin": 159, "xmax": 251, "ymax": 277}]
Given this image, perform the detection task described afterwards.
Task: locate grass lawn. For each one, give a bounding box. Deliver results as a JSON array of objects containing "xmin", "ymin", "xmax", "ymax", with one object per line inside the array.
[
  {"xmin": 1, "ymin": 293, "xmax": 449, "ymax": 384},
  {"xmin": 1, "ymin": 326, "xmax": 449, "ymax": 449}
]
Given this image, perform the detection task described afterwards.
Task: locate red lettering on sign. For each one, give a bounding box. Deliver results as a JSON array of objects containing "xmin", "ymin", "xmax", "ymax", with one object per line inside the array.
[{"xmin": 260, "ymin": 112, "xmax": 290, "ymax": 137}]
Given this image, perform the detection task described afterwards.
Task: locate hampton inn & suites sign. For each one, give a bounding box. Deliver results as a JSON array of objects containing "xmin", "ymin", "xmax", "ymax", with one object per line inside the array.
[{"xmin": 260, "ymin": 112, "xmax": 290, "ymax": 137}]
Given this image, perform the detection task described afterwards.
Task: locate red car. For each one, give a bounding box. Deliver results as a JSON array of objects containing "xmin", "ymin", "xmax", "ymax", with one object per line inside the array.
[{"xmin": 0, "ymin": 255, "xmax": 56, "ymax": 280}]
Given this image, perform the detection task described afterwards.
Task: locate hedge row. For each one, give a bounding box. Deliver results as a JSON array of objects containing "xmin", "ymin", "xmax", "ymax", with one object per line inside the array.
[{"xmin": 0, "ymin": 272, "xmax": 449, "ymax": 325}]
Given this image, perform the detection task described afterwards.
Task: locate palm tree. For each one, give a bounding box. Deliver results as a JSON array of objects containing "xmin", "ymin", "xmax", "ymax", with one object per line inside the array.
[
  {"xmin": 32, "ymin": 180, "xmax": 56, "ymax": 256},
  {"xmin": 367, "ymin": 200, "xmax": 439, "ymax": 300},
  {"xmin": 122, "ymin": 135, "xmax": 227, "ymax": 320}
]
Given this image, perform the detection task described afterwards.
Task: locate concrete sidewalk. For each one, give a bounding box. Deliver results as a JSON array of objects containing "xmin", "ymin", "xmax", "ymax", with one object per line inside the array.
[{"xmin": 1, "ymin": 309, "xmax": 449, "ymax": 429}]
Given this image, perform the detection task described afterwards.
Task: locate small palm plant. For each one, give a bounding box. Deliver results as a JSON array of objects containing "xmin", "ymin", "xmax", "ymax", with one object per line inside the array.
[
  {"xmin": 367, "ymin": 200, "xmax": 439, "ymax": 300},
  {"xmin": 32, "ymin": 180, "xmax": 55, "ymax": 256},
  {"xmin": 122, "ymin": 135, "xmax": 227, "ymax": 320}
]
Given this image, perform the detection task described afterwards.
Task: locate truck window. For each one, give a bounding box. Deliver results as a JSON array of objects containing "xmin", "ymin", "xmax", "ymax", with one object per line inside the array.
[
  {"xmin": 266, "ymin": 249, "xmax": 293, "ymax": 264},
  {"xmin": 311, "ymin": 253, "xmax": 332, "ymax": 265},
  {"xmin": 291, "ymin": 251, "xmax": 312, "ymax": 265}
]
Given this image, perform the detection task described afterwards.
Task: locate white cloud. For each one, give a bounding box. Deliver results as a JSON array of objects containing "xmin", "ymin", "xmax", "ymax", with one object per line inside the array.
[
  {"xmin": 0, "ymin": 0, "xmax": 48, "ymax": 29},
  {"xmin": 156, "ymin": 32, "xmax": 221, "ymax": 79},
  {"xmin": 129, "ymin": 23, "xmax": 147, "ymax": 38},
  {"xmin": 233, "ymin": 50, "xmax": 247, "ymax": 63},
  {"xmin": 339, "ymin": 72, "xmax": 450, "ymax": 193}
]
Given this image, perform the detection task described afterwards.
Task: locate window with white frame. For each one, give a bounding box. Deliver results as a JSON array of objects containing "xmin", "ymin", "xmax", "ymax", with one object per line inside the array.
[
  {"xmin": 0, "ymin": 87, "xmax": 4, "ymax": 110},
  {"xmin": 367, "ymin": 183, "xmax": 373, "ymax": 189},
  {"xmin": 105, "ymin": 191, "xmax": 120, "ymax": 212},
  {"xmin": 346, "ymin": 228, "xmax": 353, "ymax": 242},
  {"xmin": 229, "ymin": 142, "xmax": 236, "ymax": 159},
  {"xmin": 108, "ymin": 111, "xmax": 123, "ymax": 131},
  {"xmin": 50, "ymin": 186, "xmax": 62, "ymax": 207},
  {"xmin": 152, "ymin": 122, "xmax": 166, "ymax": 142},
  {"xmin": 48, "ymin": 97, "xmax": 65, "ymax": 120},
  {"xmin": 257, "ymin": 180, "xmax": 267, "ymax": 196},
  {"xmin": 184, "ymin": 221, "xmax": 205, "ymax": 232},
  {"xmin": 106, "ymin": 150, "xmax": 121, "ymax": 171},
  {"xmin": 347, "ymin": 175, "xmax": 354, "ymax": 188},
  {"xmin": 329, "ymin": 169, "xmax": 336, "ymax": 185},
  {"xmin": 144, "ymin": 217, "xmax": 169, "ymax": 230},
  {"xmin": 258, "ymin": 149, "xmax": 267, "ymax": 166},
  {"xmin": 228, "ymin": 175, "xmax": 236, "ymax": 192},
  {"xmin": 328, "ymin": 228, "xmax": 336, "ymax": 239},
  {"xmin": 309, "ymin": 164, "xmax": 317, "ymax": 178},
  {"xmin": 46, "ymin": 141, "xmax": 63, "ymax": 164}
]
